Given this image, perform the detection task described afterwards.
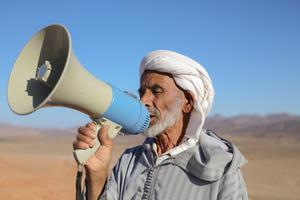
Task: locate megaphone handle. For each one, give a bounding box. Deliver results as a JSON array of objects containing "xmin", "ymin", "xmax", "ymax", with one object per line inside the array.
[{"xmin": 73, "ymin": 117, "xmax": 122, "ymax": 165}]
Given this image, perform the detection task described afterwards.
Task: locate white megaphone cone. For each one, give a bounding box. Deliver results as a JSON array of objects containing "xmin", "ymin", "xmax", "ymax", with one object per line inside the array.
[{"xmin": 7, "ymin": 24, "xmax": 150, "ymax": 165}]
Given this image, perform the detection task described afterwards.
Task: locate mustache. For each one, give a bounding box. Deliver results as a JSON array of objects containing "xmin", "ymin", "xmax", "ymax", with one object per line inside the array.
[{"xmin": 148, "ymin": 107, "xmax": 160, "ymax": 117}]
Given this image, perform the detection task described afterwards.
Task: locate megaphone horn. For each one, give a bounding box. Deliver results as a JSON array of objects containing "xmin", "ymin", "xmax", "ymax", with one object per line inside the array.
[{"xmin": 7, "ymin": 24, "xmax": 150, "ymax": 165}]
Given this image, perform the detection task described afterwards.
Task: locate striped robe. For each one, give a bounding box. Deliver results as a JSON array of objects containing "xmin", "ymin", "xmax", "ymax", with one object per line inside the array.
[{"xmin": 100, "ymin": 130, "xmax": 248, "ymax": 200}]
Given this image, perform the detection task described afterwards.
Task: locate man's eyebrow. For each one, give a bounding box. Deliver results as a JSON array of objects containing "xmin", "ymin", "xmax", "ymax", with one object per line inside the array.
[
  {"xmin": 138, "ymin": 84, "xmax": 164, "ymax": 93},
  {"xmin": 151, "ymin": 84, "xmax": 164, "ymax": 91}
]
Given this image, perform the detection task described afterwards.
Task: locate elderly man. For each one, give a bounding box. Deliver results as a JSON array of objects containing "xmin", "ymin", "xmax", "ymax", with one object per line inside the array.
[{"xmin": 73, "ymin": 50, "xmax": 248, "ymax": 200}]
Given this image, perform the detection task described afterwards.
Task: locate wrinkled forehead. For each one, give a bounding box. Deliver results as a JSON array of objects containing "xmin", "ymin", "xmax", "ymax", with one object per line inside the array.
[
  {"xmin": 140, "ymin": 70, "xmax": 185, "ymax": 92},
  {"xmin": 140, "ymin": 70, "xmax": 173, "ymax": 84}
]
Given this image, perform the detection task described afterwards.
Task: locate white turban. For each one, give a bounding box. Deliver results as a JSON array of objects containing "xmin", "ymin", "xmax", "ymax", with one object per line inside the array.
[{"xmin": 140, "ymin": 50, "xmax": 215, "ymax": 140}]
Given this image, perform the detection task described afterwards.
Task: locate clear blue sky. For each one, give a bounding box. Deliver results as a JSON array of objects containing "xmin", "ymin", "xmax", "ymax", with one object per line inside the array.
[{"xmin": 0, "ymin": 0, "xmax": 299, "ymax": 128}]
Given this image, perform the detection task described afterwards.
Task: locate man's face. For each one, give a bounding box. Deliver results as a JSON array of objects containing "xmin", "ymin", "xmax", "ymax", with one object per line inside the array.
[{"xmin": 139, "ymin": 71, "xmax": 186, "ymax": 137}]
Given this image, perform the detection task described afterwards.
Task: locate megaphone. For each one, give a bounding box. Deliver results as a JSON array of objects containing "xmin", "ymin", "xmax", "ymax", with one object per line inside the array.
[{"xmin": 7, "ymin": 24, "xmax": 150, "ymax": 165}]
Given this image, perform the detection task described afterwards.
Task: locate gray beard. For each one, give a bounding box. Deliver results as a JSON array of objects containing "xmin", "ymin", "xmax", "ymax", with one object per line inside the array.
[{"xmin": 143, "ymin": 103, "xmax": 182, "ymax": 138}]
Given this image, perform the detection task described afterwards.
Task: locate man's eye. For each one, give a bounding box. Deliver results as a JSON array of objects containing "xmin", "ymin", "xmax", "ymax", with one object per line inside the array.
[{"xmin": 152, "ymin": 86, "xmax": 163, "ymax": 94}]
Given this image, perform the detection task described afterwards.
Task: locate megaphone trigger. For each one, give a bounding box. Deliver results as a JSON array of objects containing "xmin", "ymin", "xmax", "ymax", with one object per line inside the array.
[{"xmin": 95, "ymin": 118, "xmax": 122, "ymax": 138}]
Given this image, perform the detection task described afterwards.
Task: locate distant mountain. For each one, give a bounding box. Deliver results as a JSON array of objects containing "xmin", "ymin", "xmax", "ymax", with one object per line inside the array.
[
  {"xmin": 204, "ymin": 113, "xmax": 300, "ymax": 135},
  {"xmin": 1, "ymin": 113, "xmax": 300, "ymax": 138},
  {"xmin": 0, "ymin": 122, "xmax": 75, "ymax": 142},
  {"xmin": 0, "ymin": 122, "xmax": 41, "ymax": 137}
]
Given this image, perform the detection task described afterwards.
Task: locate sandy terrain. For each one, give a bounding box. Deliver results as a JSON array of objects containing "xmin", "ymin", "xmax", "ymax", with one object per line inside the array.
[{"xmin": 0, "ymin": 133, "xmax": 299, "ymax": 200}]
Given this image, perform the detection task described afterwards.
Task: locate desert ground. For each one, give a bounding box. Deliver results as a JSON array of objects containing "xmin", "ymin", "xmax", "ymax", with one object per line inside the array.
[{"xmin": 0, "ymin": 131, "xmax": 299, "ymax": 200}]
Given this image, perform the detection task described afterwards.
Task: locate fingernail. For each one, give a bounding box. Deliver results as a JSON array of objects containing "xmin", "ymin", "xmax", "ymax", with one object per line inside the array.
[
  {"xmin": 91, "ymin": 125, "xmax": 96, "ymax": 131},
  {"xmin": 89, "ymin": 142, "xmax": 94, "ymax": 148}
]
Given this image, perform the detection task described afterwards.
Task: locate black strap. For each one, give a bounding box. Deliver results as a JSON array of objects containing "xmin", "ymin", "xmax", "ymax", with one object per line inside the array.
[{"xmin": 76, "ymin": 165, "xmax": 85, "ymax": 200}]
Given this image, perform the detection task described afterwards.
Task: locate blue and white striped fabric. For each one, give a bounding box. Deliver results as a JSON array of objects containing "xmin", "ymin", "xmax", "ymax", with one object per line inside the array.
[{"xmin": 99, "ymin": 130, "xmax": 248, "ymax": 200}]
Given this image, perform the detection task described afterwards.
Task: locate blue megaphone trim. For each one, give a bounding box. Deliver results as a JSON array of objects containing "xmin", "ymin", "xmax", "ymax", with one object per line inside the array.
[{"xmin": 102, "ymin": 85, "xmax": 150, "ymax": 134}]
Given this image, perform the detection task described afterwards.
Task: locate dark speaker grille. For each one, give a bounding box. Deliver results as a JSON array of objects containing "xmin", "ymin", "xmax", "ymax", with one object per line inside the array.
[{"xmin": 140, "ymin": 115, "xmax": 150, "ymax": 132}]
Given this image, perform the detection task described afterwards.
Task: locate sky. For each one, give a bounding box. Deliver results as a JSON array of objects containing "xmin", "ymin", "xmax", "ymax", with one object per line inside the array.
[{"xmin": 0, "ymin": 0, "xmax": 299, "ymax": 128}]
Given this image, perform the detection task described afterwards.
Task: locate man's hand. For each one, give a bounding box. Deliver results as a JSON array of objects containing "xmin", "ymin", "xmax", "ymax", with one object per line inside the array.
[{"xmin": 73, "ymin": 122, "xmax": 114, "ymax": 200}]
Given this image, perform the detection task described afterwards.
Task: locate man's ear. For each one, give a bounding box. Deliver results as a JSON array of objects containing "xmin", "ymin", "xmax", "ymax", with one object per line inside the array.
[{"xmin": 182, "ymin": 91, "xmax": 195, "ymax": 113}]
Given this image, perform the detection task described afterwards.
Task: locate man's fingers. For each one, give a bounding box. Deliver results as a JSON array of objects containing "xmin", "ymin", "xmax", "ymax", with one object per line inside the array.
[
  {"xmin": 86, "ymin": 122, "xmax": 97, "ymax": 131},
  {"xmin": 73, "ymin": 140, "xmax": 90, "ymax": 150},
  {"xmin": 76, "ymin": 133, "xmax": 95, "ymax": 147},
  {"xmin": 73, "ymin": 123, "xmax": 98, "ymax": 150},
  {"xmin": 93, "ymin": 125, "xmax": 114, "ymax": 164},
  {"xmin": 98, "ymin": 125, "xmax": 113, "ymax": 148},
  {"xmin": 73, "ymin": 123, "xmax": 114, "ymax": 166},
  {"xmin": 78, "ymin": 126, "xmax": 97, "ymax": 139}
]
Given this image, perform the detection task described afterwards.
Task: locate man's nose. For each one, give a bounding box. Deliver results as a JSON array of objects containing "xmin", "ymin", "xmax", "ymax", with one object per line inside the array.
[{"xmin": 140, "ymin": 90, "xmax": 153, "ymax": 108}]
